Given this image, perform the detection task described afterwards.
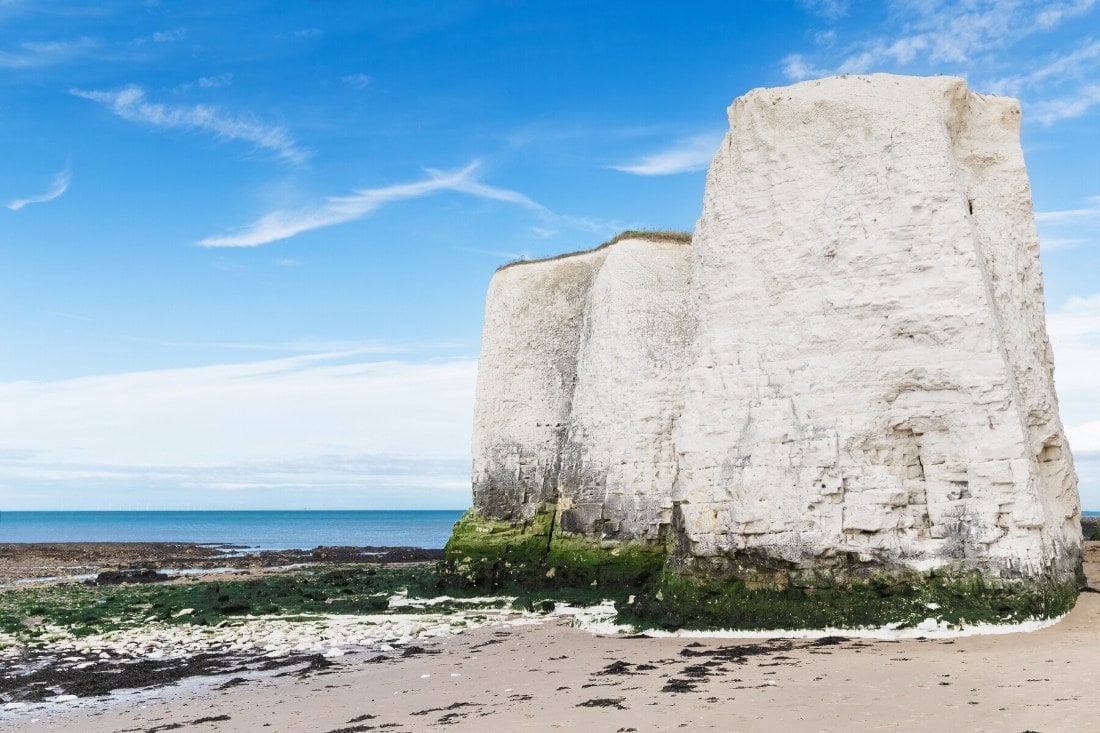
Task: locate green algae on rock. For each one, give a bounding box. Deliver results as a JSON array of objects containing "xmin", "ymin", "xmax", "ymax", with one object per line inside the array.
[
  {"xmin": 440, "ymin": 505, "xmax": 1082, "ymax": 631},
  {"xmin": 440, "ymin": 505, "xmax": 666, "ymax": 591},
  {"xmin": 620, "ymin": 564, "xmax": 1083, "ymax": 631}
]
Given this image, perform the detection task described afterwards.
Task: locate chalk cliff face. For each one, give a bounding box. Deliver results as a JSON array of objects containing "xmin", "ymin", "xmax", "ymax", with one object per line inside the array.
[
  {"xmin": 472, "ymin": 235, "xmax": 693, "ymax": 542},
  {"xmin": 447, "ymin": 75, "xmax": 1082, "ymax": 628},
  {"xmin": 676, "ymin": 75, "xmax": 1081, "ymax": 583}
]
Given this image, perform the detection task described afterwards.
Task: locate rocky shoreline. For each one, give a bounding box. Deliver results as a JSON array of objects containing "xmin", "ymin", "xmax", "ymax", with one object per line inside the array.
[
  {"xmin": 1, "ymin": 540, "xmax": 1098, "ymax": 730},
  {"xmin": 0, "ymin": 542, "xmax": 444, "ymax": 587},
  {"xmin": 0, "ymin": 542, "xmax": 526, "ymax": 710},
  {"xmin": 1, "ymin": 599, "xmax": 542, "ymax": 709}
]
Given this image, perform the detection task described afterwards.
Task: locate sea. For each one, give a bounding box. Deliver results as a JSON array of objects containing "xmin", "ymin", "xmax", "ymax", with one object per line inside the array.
[
  {"xmin": 0, "ymin": 510, "xmax": 466, "ymax": 551},
  {"xmin": 2, "ymin": 509, "xmax": 1095, "ymax": 552}
]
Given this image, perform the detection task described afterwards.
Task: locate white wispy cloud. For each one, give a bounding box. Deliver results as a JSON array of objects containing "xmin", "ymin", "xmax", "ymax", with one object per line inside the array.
[
  {"xmin": 0, "ymin": 353, "xmax": 477, "ymax": 507},
  {"xmin": 610, "ymin": 133, "xmax": 723, "ymax": 176},
  {"xmin": 1029, "ymin": 84, "xmax": 1100, "ymax": 125},
  {"xmin": 6, "ymin": 164, "xmax": 71, "ymax": 211},
  {"xmin": 200, "ymin": 161, "xmax": 547, "ymax": 247},
  {"xmin": 837, "ymin": 34, "xmax": 931, "ymax": 73},
  {"xmin": 197, "ymin": 73, "xmax": 233, "ymax": 88},
  {"xmin": 799, "ymin": 0, "xmax": 852, "ymax": 19},
  {"xmin": 783, "ymin": 53, "xmax": 829, "ymax": 81},
  {"xmin": 780, "ymin": 0, "xmax": 1100, "ymax": 147},
  {"xmin": 987, "ymin": 39, "xmax": 1100, "ymax": 96},
  {"xmin": 133, "ymin": 27, "xmax": 187, "ymax": 45},
  {"xmin": 1048, "ymin": 292, "xmax": 1100, "ymax": 438},
  {"xmin": 456, "ymin": 246, "xmax": 529, "ymax": 260},
  {"xmin": 0, "ymin": 454, "xmax": 469, "ymax": 494},
  {"xmin": 1069, "ymin": 425, "xmax": 1100, "ymax": 453},
  {"xmin": 341, "ymin": 73, "xmax": 372, "ymax": 89},
  {"xmin": 176, "ymin": 73, "xmax": 234, "ymax": 93},
  {"xmin": 1035, "ymin": 0, "xmax": 1098, "ymax": 28},
  {"xmin": 0, "ymin": 453, "xmax": 472, "ymax": 510},
  {"xmin": 70, "ymin": 85, "xmax": 308, "ymax": 165},
  {"xmin": 1036, "ymin": 197, "xmax": 1100, "ymax": 223},
  {"xmin": 1073, "ymin": 450, "xmax": 1100, "ymax": 512},
  {"xmin": 1035, "ymin": 195, "xmax": 1100, "ymax": 251},
  {"xmin": 0, "ymin": 36, "xmax": 95, "ymax": 68},
  {"xmin": 1040, "ymin": 237, "xmax": 1090, "ymax": 251},
  {"xmin": 132, "ymin": 337, "xmax": 464, "ymax": 355},
  {"xmin": 781, "ymin": 1, "xmax": 1099, "ymax": 90},
  {"xmin": 1046, "ymin": 291, "xmax": 1100, "ymax": 508}
]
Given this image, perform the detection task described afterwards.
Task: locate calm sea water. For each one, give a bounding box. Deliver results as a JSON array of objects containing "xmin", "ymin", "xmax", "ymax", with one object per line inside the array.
[
  {"xmin": 3, "ymin": 509, "xmax": 1093, "ymax": 551},
  {"xmin": 0, "ymin": 510, "xmax": 466, "ymax": 551}
]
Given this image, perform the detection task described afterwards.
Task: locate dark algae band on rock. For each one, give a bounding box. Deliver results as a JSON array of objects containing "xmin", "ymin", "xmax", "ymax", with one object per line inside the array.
[
  {"xmin": 453, "ymin": 74, "xmax": 1086, "ymax": 631},
  {"xmin": 622, "ymin": 565, "xmax": 1083, "ymax": 631},
  {"xmin": 440, "ymin": 505, "xmax": 1083, "ymax": 631}
]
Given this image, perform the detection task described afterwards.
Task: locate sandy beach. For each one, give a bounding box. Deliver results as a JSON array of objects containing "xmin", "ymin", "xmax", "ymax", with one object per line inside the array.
[{"xmin": 2, "ymin": 543, "xmax": 1097, "ymax": 732}]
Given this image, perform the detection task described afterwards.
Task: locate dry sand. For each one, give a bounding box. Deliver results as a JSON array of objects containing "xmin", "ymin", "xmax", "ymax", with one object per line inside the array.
[{"xmin": 9, "ymin": 544, "xmax": 1100, "ymax": 732}]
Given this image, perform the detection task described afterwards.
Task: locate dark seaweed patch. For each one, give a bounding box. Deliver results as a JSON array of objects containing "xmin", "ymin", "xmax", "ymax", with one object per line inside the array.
[
  {"xmin": 138, "ymin": 714, "xmax": 232, "ymax": 732},
  {"xmin": 576, "ymin": 697, "xmax": 627, "ymax": 709},
  {"xmin": 410, "ymin": 701, "xmax": 480, "ymax": 716},
  {"xmin": 598, "ymin": 661, "xmax": 635, "ymax": 676},
  {"xmin": 661, "ymin": 678, "xmax": 696, "ymax": 693},
  {"xmin": 0, "ymin": 650, "xmax": 334, "ymax": 703}
]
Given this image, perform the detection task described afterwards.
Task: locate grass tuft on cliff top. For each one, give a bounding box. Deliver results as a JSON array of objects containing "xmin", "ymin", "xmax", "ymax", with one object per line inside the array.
[{"xmin": 496, "ymin": 229, "xmax": 692, "ymax": 271}]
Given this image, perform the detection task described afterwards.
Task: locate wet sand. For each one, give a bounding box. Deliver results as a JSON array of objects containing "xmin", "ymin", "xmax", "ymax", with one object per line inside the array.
[{"xmin": 4, "ymin": 543, "xmax": 1099, "ymax": 732}]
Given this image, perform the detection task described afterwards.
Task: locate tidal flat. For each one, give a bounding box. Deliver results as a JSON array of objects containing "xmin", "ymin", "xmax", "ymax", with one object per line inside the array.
[
  {"xmin": 1, "ymin": 542, "xmax": 1099, "ymax": 731},
  {"xmin": 0, "ymin": 544, "xmax": 609, "ymax": 711}
]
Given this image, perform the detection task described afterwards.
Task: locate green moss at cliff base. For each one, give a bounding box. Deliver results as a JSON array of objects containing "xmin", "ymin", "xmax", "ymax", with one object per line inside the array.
[
  {"xmin": 442, "ymin": 508, "xmax": 1082, "ymax": 630},
  {"xmin": 440, "ymin": 508, "xmax": 666, "ymax": 592},
  {"xmin": 440, "ymin": 507, "xmax": 556, "ymax": 588},
  {"xmin": 619, "ymin": 568, "xmax": 1081, "ymax": 631}
]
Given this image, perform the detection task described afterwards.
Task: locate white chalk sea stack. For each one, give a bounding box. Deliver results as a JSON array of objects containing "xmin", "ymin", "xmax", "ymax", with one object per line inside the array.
[{"xmin": 447, "ymin": 74, "xmax": 1083, "ymax": 628}]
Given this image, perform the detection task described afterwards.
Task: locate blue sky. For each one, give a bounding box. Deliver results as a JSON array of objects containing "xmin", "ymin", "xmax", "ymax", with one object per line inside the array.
[{"xmin": 0, "ymin": 0, "xmax": 1098, "ymax": 510}]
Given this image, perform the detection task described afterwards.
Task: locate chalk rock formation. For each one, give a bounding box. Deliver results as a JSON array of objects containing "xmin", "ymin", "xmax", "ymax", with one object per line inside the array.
[
  {"xmin": 472, "ymin": 234, "xmax": 693, "ymax": 541},
  {"xmin": 447, "ymin": 75, "xmax": 1082, "ymax": 628}
]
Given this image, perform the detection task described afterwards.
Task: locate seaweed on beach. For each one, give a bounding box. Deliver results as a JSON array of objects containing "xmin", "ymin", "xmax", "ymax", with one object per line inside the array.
[
  {"xmin": 410, "ymin": 701, "xmax": 481, "ymax": 717},
  {"xmin": 0, "ymin": 649, "xmax": 330, "ymax": 703},
  {"xmin": 140, "ymin": 714, "xmax": 232, "ymax": 732},
  {"xmin": 576, "ymin": 696, "xmax": 627, "ymax": 709},
  {"xmin": 0, "ymin": 563, "xmax": 475, "ymax": 642}
]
